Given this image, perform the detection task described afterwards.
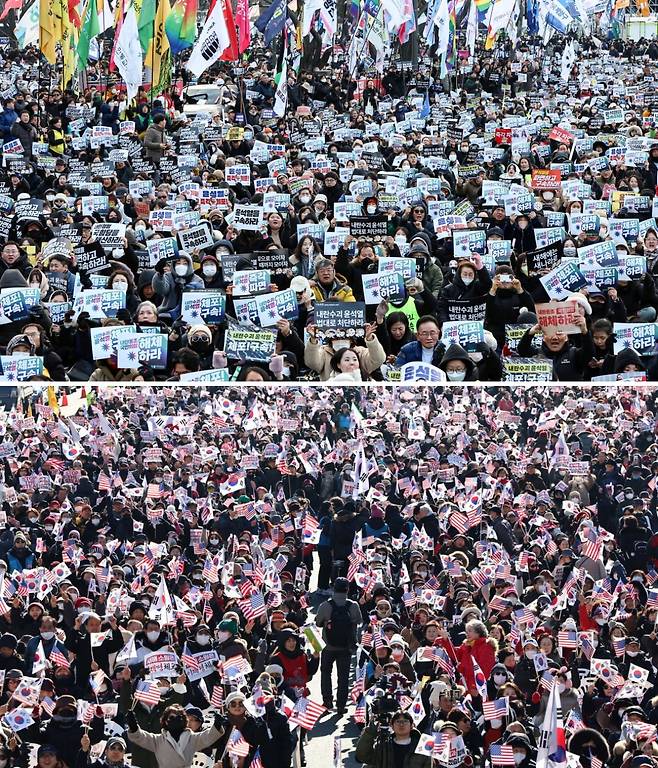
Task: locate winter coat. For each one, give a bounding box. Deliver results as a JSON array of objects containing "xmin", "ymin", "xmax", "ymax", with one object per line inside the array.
[
  {"xmin": 517, "ymin": 330, "xmax": 594, "ymax": 381},
  {"xmin": 437, "ymin": 267, "xmax": 492, "ymax": 323},
  {"xmin": 304, "ymin": 336, "xmax": 386, "ymax": 381},
  {"xmin": 128, "ymin": 724, "xmax": 223, "ymax": 768},
  {"xmin": 152, "ymin": 252, "xmax": 204, "ymax": 317},
  {"xmin": 143, "ymin": 124, "xmax": 166, "ymax": 162},
  {"xmin": 355, "ymin": 723, "xmax": 432, "ymax": 768},
  {"xmin": 440, "ymin": 635, "xmax": 497, "ymax": 694}
]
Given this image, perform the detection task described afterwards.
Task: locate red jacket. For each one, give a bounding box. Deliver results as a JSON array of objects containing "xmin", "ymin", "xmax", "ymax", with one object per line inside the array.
[
  {"xmin": 270, "ymin": 650, "xmax": 313, "ymax": 698},
  {"xmin": 439, "ymin": 635, "xmax": 496, "ymax": 694}
]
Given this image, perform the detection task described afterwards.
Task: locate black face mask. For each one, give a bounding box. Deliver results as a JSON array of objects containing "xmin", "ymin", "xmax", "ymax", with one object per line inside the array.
[{"xmin": 167, "ymin": 716, "xmax": 187, "ymax": 738}]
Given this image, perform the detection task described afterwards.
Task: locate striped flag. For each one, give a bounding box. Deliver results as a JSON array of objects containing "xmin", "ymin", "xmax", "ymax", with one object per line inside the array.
[
  {"xmin": 134, "ymin": 680, "xmax": 161, "ymax": 706},
  {"xmin": 490, "ymin": 744, "xmax": 515, "ymax": 766},
  {"xmin": 251, "ymin": 751, "xmax": 264, "ymax": 768},
  {"xmin": 557, "ymin": 630, "xmax": 578, "ymax": 649},
  {"xmin": 98, "ymin": 472, "xmax": 111, "ymax": 492},
  {"xmin": 289, "ymin": 698, "xmax": 326, "ymax": 730},
  {"xmin": 483, "ymin": 697, "xmax": 510, "ymax": 721},
  {"xmin": 432, "ymin": 646, "xmax": 454, "ymax": 675},
  {"xmin": 49, "ymin": 648, "xmax": 69, "ymax": 669},
  {"xmin": 239, "ymin": 591, "xmax": 267, "ymax": 620},
  {"xmin": 226, "ymin": 728, "xmax": 250, "ymax": 757},
  {"xmin": 210, "ymin": 685, "xmax": 224, "ymax": 709},
  {"xmin": 181, "ymin": 643, "xmax": 200, "ymax": 672}
]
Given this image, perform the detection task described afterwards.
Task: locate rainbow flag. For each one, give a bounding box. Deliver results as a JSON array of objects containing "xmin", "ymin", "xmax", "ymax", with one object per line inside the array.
[
  {"xmin": 446, "ymin": 0, "xmax": 457, "ymax": 68},
  {"xmin": 475, "ymin": 0, "xmax": 492, "ymax": 15},
  {"xmin": 164, "ymin": 0, "xmax": 197, "ymax": 54}
]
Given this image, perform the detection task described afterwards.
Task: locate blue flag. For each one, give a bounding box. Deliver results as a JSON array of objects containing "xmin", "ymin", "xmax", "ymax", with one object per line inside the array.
[
  {"xmin": 255, "ymin": 0, "xmax": 287, "ymax": 45},
  {"xmin": 420, "ymin": 91, "xmax": 430, "ymax": 119}
]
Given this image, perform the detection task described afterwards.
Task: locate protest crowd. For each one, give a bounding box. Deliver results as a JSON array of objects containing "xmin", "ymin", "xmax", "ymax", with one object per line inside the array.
[
  {"xmin": 0, "ymin": 384, "xmax": 654, "ymax": 768},
  {"xmin": 4, "ymin": 0, "xmax": 658, "ymax": 382}
]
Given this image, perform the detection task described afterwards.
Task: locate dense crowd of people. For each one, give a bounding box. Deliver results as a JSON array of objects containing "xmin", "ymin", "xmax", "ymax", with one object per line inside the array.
[
  {"xmin": 5, "ymin": 32, "xmax": 658, "ymax": 381},
  {"xmin": 0, "ymin": 385, "xmax": 655, "ymax": 768}
]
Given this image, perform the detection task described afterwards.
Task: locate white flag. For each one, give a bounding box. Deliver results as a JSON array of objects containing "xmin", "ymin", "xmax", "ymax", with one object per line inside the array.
[
  {"xmin": 187, "ymin": 0, "xmax": 231, "ymax": 78},
  {"xmin": 115, "ymin": 635, "xmax": 138, "ymax": 665},
  {"xmin": 150, "ymin": 578, "xmax": 175, "ymax": 626},
  {"xmin": 15, "ymin": 0, "xmax": 39, "ymax": 49},
  {"xmin": 536, "ymin": 677, "xmax": 567, "ymax": 768},
  {"xmin": 273, "ymin": 46, "xmax": 288, "ymax": 118},
  {"xmin": 114, "ymin": 3, "xmax": 143, "ymax": 101},
  {"xmin": 560, "ymin": 41, "xmax": 575, "ymax": 82}
]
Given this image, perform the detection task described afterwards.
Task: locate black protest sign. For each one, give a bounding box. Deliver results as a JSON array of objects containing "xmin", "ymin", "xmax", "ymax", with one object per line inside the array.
[
  {"xmin": 526, "ymin": 241, "xmax": 563, "ymax": 273},
  {"xmin": 254, "ymin": 250, "xmax": 289, "ymax": 274},
  {"xmin": 14, "ymin": 198, "xmax": 43, "ymax": 221},
  {"xmin": 314, "ymin": 301, "xmax": 366, "ymax": 339},
  {"xmin": 74, "ymin": 243, "xmax": 107, "ymax": 273},
  {"xmin": 447, "ymin": 298, "xmax": 487, "ymax": 322},
  {"xmin": 224, "ymin": 327, "xmax": 276, "ymax": 362},
  {"xmin": 349, "ymin": 216, "xmax": 388, "ymax": 238}
]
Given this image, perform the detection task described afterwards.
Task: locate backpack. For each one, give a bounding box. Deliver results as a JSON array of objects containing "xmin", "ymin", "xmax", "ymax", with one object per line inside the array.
[{"xmin": 325, "ymin": 599, "xmax": 353, "ymax": 648}]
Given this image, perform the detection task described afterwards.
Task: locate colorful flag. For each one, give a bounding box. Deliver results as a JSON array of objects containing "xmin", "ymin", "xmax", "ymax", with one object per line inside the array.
[
  {"xmin": 138, "ymin": 0, "xmax": 156, "ymax": 52},
  {"xmin": 289, "ymin": 698, "xmax": 326, "ymax": 730},
  {"xmin": 483, "ymin": 697, "xmax": 510, "ymax": 721},
  {"xmin": 134, "ymin": 680, "xmax": 161, "ymax": 706},
  {"xmin": 254, "ymin": 0, "xmax": 286, "ymax": 45},
  {"xmin": 39, "ymin": 0, "xmax": 62, "ymax": 63},
  {"xmin": 490, "ymin": 744, "xmax": 516, "ymax": 767},
  {"xmin": 164, "ymin": 0, "xmax": 197, "ymax": 54},
  {"xmin": 77, "ymin": 0, "xmax": 100, "ymax": 69},
  {"xmin": 235, "ymin": 0, "xmax": 250, "ymax": 52},
  {"xmin": 472, "ymin": 657, "xmax": 489, "ymax": 701},
  {"xmin": 49, "ymin": 648, "xmax": 70, "ymax": 669}
]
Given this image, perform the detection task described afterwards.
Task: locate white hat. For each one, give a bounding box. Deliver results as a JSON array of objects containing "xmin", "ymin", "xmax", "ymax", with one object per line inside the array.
[
  {"xmin": 290, "ymin": 276, "xmax": 310, "ymax": 294},
  {"xmin": 225, "ymin": 691, "xmax": 246, "ymax": 706}
]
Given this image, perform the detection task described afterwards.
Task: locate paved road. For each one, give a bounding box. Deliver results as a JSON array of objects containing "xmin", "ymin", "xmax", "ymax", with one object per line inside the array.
[{"xmin": 303, "ymin": 568, "xmax": 361, "ymax": 768}]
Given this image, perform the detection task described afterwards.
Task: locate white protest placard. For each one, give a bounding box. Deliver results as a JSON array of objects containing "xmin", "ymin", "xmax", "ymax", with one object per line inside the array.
[
  {"xmin": 178, "ymin": 223, "xmax": 214, "ymax": 252},
  {"xmin": 144, "ymin": 651, "xmax": 180, "ymax": 679},
  {"xmin": 90, "ymin": 325, "xmax": 136, "ymax": 360},
  {"xmin": 232, "ymin": 205, "xmax": 264, "ymax": 232},
  {"xmin": 232, "ymin": 269, "xmax": 271, "ymax": 296}
]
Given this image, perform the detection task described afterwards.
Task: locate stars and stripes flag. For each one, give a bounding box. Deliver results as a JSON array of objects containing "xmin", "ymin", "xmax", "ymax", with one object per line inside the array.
[
  {"xmin": 251, "ymin": 751, "xmax": 264, "ymax": 768},
  {"xmin": 557, "ymin": 630, "xmax": 578, "ymax": 649},
  {"xmin": 49, "ymin": 648, "xmax": 70, "ymax": 669},
  {"xmin": 134, "ymin": 680, "xmax": 161, "ymax": 706},
  {"xmin": 612, "ymin": 637, "xmax": 626, "ymax": 658},
  {"xmin": 210, "ymin": 685, "xmax": 224, "ymax": 709},
  {"xmin": 354, "ymin": 696, "xmax": 366, "ymax": 724},
  {"xmin": 647, "ymin": 589, "xmax": 658, "ymax": 608},
  {"xmin": 289, "ymin": 698, "xmax": 326, "ymax": 730},
  {"xmin": 490, "ymin": 744, "xmax": 516, "ymax": 766},
  {"xmin": 202, "ymin": 553, "xmax": 219, "ymax": 583},
  {"xmin": 98, "ymin": 472, "xmax": 112, "ymax": 492},
  {"xmin": 565, "ymin": 709, "xmax": 585, "ymax": 733},
  {"xmin": 432, "ymin": 645, "xmax": 455, "ymax": 675},
  {"xmin": 239, "ymin": 591, "xmax": 267, "ymax": 620},
  {"xmin": 181, "ymin": 643, "xmax": 200, "ymax": 672},
  {"xmin": 483, "ymin": 697, "xmax": 510, "ymax": 721},
  {"xmin": 226, "ymin": 728, "xmax": 250, "ymax": 757},
  {"xmin": 302, "ymin": 513, "xmax": 320, "ymax": 544}
]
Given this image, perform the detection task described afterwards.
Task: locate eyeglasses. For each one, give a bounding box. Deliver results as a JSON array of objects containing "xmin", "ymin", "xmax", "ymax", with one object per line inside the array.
[
  {"xmin": 229, "ymin": 701, "xmax": 245, "ymax": 708},
  {"xmin": 417, "ymin": 330, "xmax": 439, "ymax": 337}
]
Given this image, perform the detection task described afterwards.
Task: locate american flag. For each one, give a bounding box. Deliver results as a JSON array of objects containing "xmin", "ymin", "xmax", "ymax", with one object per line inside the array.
[
  {"xmin": 250, "ymin": 751, "xmax": 263, "ymax": 768},
  {"xmin": 289, "ymin": 698, "xmax": 326, "ymax": 730},
  {"xmin": 41, "ymin": 696, "xmax": 56, "ymax": 716},
  {"xmin": 49, "ymin": 648, "xmax": 69, "ymax": 669},
  {"xmin": 98, "ymin": 473, "xmax": 111, "ymax": 492},
  {"xmin": 134, "ymin": 680, "xmax": 161, "ymax": 706},
  {"xmin": 202, "ymin": 554, "xmax": 219, "ymax": 583},
  {"xmin": 514, "ymin": 607, "xmax": 535, "ymax": 626},
  {"xmin": 647, "ymin": 589, "xmax": 658, "ymax": 608},
  {"xmin": 432, "ymin": 646, "xmax": 454, "ymax": 675},
  {"xmin": 483, "ymin": 698, "xmax": 509, "ymax": 721},
  {"xmin": 239, "ymin": 592, "xmax": 267, "ymax": 620},
  {"xmin": 136, "ymin": 549, "xmax": 155, "ymax": 574},
  {"xmin": 147, "ymin": 483, "xmax": 165, "ymax": 499},
  {"xmin": 210, "ymin": 685, "xmax": 224, "ymax": 709},
  {"xmin": 490, "ymin": 744, "xmax": 515, "ymax": 766},
  {"xmin": 181, "ymin": 643, "xmax": 200, "ymax": 672},
  {"xmin": 488, "ymin": 596, "xmax": 512, "ymax": 613},
  {"xmin": 612, "ymin": 637, "xmax": 626, "ymax": 658},
  {"xmin": 353, "ymin": 696, "xmax": 366, "ymax": 724},
  {"xmin": 226, "ymin": 728, "xmax": 250, "ymax": 757},
  {"xmin": 591, "ymin": 758, "xmax": 603, "ymax": 768},
  {"xmin": 402, "ymin": 591, "xmax": 417, "ymax": 608},
  {"xmin": 557, "ymin": 630, "xmax": 578, "ymax": 649},
  {"xmin": 565, "ymin": 709, "xmax": 585, "ymax": 733}
]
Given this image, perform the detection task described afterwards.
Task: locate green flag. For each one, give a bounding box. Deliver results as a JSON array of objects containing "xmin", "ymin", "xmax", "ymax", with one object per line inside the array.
[
  {"xmin": 77, "ymin": 0, "xmax": 100, "ymax": 71},
  {"xmin": 138, "ymin": 0, "xmax": 156, "ymax": 54}
]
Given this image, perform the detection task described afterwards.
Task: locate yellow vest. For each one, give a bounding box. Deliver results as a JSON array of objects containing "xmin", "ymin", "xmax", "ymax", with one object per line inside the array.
[
  {"xmin": 49, "ymin": 128, "xmax": 65, "ymax": 155},
  {"xmin": 387, "ymin": 296, "xmax": 420, "ymax": 333}
]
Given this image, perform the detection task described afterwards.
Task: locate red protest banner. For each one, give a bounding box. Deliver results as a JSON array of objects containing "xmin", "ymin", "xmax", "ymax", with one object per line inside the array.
[
  {"xmin": 531, "ymin": 169, "xmax": 562, "ymax": 190},
  {"xmin": 536, "ymin": 300, "xmax": 582, "ymax": 335},
  {"xmin": 548, "ymin": 126, "xmax": 574, "ymax": 145},
  {"xmin": 494, "ymin": 128, "xmax": 512, "ymax": 145}
]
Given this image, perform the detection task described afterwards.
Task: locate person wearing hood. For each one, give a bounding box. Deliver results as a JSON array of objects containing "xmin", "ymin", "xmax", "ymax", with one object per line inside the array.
[
  {"xmin": 125, "ymin": 703, "xmax": 224, "ymax": 768},
  {"xmin": 409, "ymin": 235, "xmax": 443, "ymax": 298},
  {"xmin": 152, "ymin": 252, "xmax": 204, "ymax": 319},
  {"xmin": 106, "ymin": 269, "xmax": 140, "ymax": 315},
  {"xmin": 485, "ymin": 265, "xmax": 536, "ymax": 348},
  {"xmin": 182, "ymin": 324, "xmax": 216, "ymax": 369},
  {"xmin": 137, "ymin": 269, "xmax": 162, "ymax": 306},
  {"xmin": 268, "ymin": 627, "xmax": 319, "ymax": 701},
  {"xmin": 438, "ymin": 343, "xmax": 479, "ymax": 382},
  {"xmin": 28, "ymin": 695, "xmax": 105, "ymax": 768},
  {"xmin": 197, "ymin": 253, "xmax": 226, "ymax": 289},
  {"xmin": 135, "ymin": 620, "xmax": 170, "ymax": 663},
  {"xmin": 5, "ymin": 531, "xmax": 35, "ymax": 573},
  {"xmin": 517, "ymin": 310, "xmax": 593, "ymax": 381},
  {"xmin": 567, "ymin": 727, "xmax": 610, "ymax": 768},
  {"xmin": 437, "ymin": 254, "xmax": 493, "ymax": 323}
]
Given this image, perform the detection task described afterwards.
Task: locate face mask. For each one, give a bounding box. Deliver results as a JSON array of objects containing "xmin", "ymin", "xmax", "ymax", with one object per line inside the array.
[
  {"xmin": 203, "ymin": 265, "xmax": 217, "ymax": 276},
  {"xmin": 563, "ymin": 247, "xmax": 576, "ymax": 257},
  {"xmin": 447, "ymin": 370, "xmax": 466, "ymax": 382},
  {"xmin": 490, "ymin": 718, "xmax": 503, "ymax": 729},
  {"xmin": 449, "ymin": 153, "xmax": 457, "ymax": 162},
  {"xmin": 367, "ymin": 206, "xmax": 377, "ymax": 214},
  {"xmin": 209, "ymin": 537, "xmax": 219, "ymax": 545},
  {"xmin": 494, "ymin": 674, "xmax": 507, "ymax": 685},
  {"xmin": 391, "ymin": 648, "xmax": 404, "ymax": 662},
  {"xmin": 558, "ymin": 684, "xmax": 566, "ymax": 694},
  {"xmin": 92, "ymin": 517, "xmax": 100, "ymax": 525},
  {"xmin": 46, "ymin": 526, "xmax": 53, "ymax": 533},
  {"xmin": 300, "ymin": 195, "xmax": 311, "ymax": 204},
  {"xmin": 395, "ymin": 236, "xmax": 407, "ymax": 247},
  {"xmin": 113, "ymin": 280, "xmax": 128, "ymax": 291},
  {"xmin": 196, "ymin": 634, "xmax": 210, "ymax": 646},
  {"xmin": 514, "ymin": 754, "xmax": 525, "ymax": 766},
  {"xmin": 29, "ymin": 516, "xmax": 38, "ymax": 524},
  {"xmin": 536, "ymin": 584, "xmax": 546, "ymax": 593},
  {"xmin": 626, "ymin": 650, "xmax": 639, "ymax": 657},
  {"xmin": 217, "ymin": 631, "xmax": 230, "ymax": 643},
  {"xmin": 625, "ymin": 493, "xmax": 634, "ymax": 500},
  {"xmin": 146, "ymin": 631, "xmax": 160, "ymax": 643},
  {"xmin": 41, "ymin": 631, "xmax": 55, "ymax": 641},
  {"xmin": 174, "ymin": 264, "xmax": 188, "ymax": 276},
  {"xmin": 461, "ymin": 276, "xmax": 474, "ymax": 285},
  {"xmin": 595, "ymin": 618, "xmax": 606, "ymax": 626},
  {"xmin": 525, "ymin": 650, "xmax": 536, "ymax": 659}
]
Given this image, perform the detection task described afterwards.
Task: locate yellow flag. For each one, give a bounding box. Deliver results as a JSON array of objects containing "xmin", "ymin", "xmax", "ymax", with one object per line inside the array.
[
  {"xmin": 60, "ymin": 0, "xmax": 78, "ymax": 88},
  {"xmin": 146, "ymin": 0, "xmax": 172, "ymax": 93},
  {"xmin": 47, "ymin": 386, "xmax": 59, "ymax": 415},
  {"xmin": 39, "ymin": 0, "xmax": 61, "ymax": 63}
]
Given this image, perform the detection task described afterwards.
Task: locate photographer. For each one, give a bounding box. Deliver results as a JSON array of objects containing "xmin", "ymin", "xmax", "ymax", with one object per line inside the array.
[{"xmin": 355, "ymin": 709, "xmax": 431, "ymax": 768}]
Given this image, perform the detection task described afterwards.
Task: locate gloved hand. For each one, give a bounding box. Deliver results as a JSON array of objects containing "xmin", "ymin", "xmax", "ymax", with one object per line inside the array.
[
  {"xmin": 28, "ymin": 304, "xmax": 52, "ymax": 330},
  {"xmin": 155, "ymin": 258, "xmax": 168, "ymax": 275},
  {"xmin": 214, "ymin": 713, "xmax": 229, "ymax": 732},
  {"xmin": 126, "ymin": 710, "xmax": 138, "ymax": 732}
]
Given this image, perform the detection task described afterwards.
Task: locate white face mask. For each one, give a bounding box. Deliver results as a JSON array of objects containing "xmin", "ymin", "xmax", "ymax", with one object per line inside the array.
[
  {"xmin": 595, "ymin": 618, "xmax": 606, "ymax": 626},
  {"xmin": 174, "ymin": 264, "xmax": 188, "ymax": 276},
  {"xmin": 217, "ymin": 631, "xmax": 230, "ymax": 643},
  {"xmin": 146, "ymin": 631, "xmax": 160, "ymax": 643},
  {"xmin": 626, "ymin": 650, "xmax": 639, "ymax": 657},
  {"xmin": 203, "ymin": 265, "xmax": 217, "ymax": 276},
  {"xmin": 558, "ymin": 683, "xmax": 566, "ymax": 694},
  {"xmin": 490, "ymin": 718, "xmax": 503, "ymax": 728},
  {"xmin": 41, "ymin": 631, "xmax": 55, "ymax": 641},
  {"xmin": 367, "ymin": 206, "xmax": 377, "ymax": 214},
  {"xmin": 493, "ymin": 674, "xmax": 507, "ymax": 685},
  {"xmin": 446, "ymin": 370, "xmax": 466, "ymax": 382},
  {"xmin": 300, "ymin": 195, "xmax": 311, "ymax": 204},
  {"xmin": 461, "ymin": 276, "xmax": 474, "ymax": 286},
  {"xmin": 196, "ymin": 634, "xmax": 211, "ymax": 646},
  {"xmin": 525, "ymin": 650, "xmax": 536, "ymax": 659},
  {"xmin": 514, "ymin": 754, "xmax": 525, "ymax": 766}
]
